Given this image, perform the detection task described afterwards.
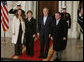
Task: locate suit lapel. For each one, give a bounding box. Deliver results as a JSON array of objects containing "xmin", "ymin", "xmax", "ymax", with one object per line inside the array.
[
  {"xmin": 42, "ymin": 16, "xmax": 44, "ymax": 25},
  {"xmin": 56, "ymin": 19, "xmax": 61, "ymax": 27},
  {"xmin": 58, "ymin": 20, "xmax": 61, "ymax": 25},
  {"xmin": 45, "ymin": 16, "xmax": 48, "ymax": 26}
]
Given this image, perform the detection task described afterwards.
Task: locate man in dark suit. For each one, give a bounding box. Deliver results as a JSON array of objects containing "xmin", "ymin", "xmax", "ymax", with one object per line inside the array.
[
  {"xmin": 61, "ymin": 8, "xmax": 71, "ymax": 29},
  {"xmin": 9, "ymin": 4, "xmax": 25, "ymax": 15},
  {"xmin": 37, "ymin": 7, "xmax": 52, "ymax": 58},
  {"xmin": 51, "ymin": 12, "xmax": 68, "ymax": 61}
]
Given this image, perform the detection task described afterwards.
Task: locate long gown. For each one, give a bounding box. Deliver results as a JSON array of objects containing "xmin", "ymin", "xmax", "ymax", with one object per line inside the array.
[{"xmin": 15, "ymin": 20, "xmax": 23, "ymax": 56}]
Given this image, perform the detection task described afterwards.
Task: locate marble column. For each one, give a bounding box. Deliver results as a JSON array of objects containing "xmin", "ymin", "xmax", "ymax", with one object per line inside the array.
[
  {"xmin": 33, "ymin": 1, "xmax": 37, "ymax": 18},
  {"xmin": 25, "ymin": 1, "xmax": 32, "ymax": 13},
  {"xmin": 64, "ymin": 1, "xmax": 80, "ymax": 39},
  {"xmin": 59, "ymin": 1, "xmax": 66, "ymax": 12},
  {"xmin": 66, "ymin": 1, "xmax": 73, "ymax": 38},
  {"xmin": 59, "ymin": 1, "xmax": 62, "ymax": 12},
  {"xmin": 21, "ymin": 1, "xmax": 26, "ymax": 11},
  {"xmin": 71, "ymin": 1, "xmax": 80, "ymax": 38},
  {"xmin": 62, "ymin": 1, "xmax": 66, "ymax": 8}
]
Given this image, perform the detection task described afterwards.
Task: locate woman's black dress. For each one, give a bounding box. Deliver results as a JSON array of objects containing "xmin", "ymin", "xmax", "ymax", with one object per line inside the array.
[
  {"xmin": 15, "ymin": 20, "xmax": 23, "ymax": 56},
  {"xmin": 25, "ymin": 18, "xmax": 36, "ymax": 56}
]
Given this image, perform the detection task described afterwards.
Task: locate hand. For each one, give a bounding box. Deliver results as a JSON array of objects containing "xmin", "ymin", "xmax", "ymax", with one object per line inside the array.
[
  {"xmin": 63, "ymin": 37, "xmax": 66, "ymax": 40},
  {"xmin": 49, "ymin": 34, "xmax": 51, "ymax": 38},
  {"xmin": 13, "ymin": 33, "xmax": 15, "ymax": 35},
  {"xmin": 51, "ymin": 37, "xmax": 53, "ymax": 40},
  {"xmin": 33, "ymin": 34, "xmax": 36, "ymax": 38},
  {"xmin": 22, "ymin": 45, "xmax": 25, "ymax": 48},
  {"xmin": 37, "ymin": 33, "xmax": 40, "ymax": 38},
  {"xmin": 13, "ymin": 6, "xmax": 17, "ymax": 10}
]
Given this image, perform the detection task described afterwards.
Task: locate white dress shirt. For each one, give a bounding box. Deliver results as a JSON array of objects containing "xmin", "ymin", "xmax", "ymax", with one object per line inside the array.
[
  {"xmin": 56, "ymin": 19, "xmax": 60, "ymax": 25},
  {"xmin": 43, "ymin": 16, "xmax": 47, "ymax": 25}
]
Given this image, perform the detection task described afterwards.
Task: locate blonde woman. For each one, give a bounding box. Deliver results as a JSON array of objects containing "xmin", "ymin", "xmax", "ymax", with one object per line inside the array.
[{"xmin": 25, "ymin": 10, "xmax": 36, "ymax": 57}]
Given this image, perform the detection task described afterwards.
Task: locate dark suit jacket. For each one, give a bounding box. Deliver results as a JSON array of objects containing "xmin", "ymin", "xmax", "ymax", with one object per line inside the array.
[
  {"xmin": 9, "ymin": 8, "xmax": 25, "ymax": 14},
  {"xmin": 61, "ymin": 13, "xmax": 71, "ymax": 28},
  {"xmin": 51, "ymin": 19, "xmax": 68, "ymax": 51},
  {"xmin": 38, "ymin": 15, "xmax": 53, "ymax": 37},
  {"xmin": 25, "ymin": 17, "xmax": 36, "ymax": 38}
]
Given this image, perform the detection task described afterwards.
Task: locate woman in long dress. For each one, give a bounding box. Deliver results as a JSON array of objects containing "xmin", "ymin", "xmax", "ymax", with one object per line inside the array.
[{"xmin": 25, "ymin": 10, "xmax": 36, "ymax": 57}]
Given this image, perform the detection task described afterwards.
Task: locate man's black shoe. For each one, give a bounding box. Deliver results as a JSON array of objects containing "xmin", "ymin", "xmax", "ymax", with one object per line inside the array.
[
  {"xmin": 54, "ymin": 58, "xmax": 61, "ymax": 61},
  {"xmin": 43, "ymin": 56, "xmax": 47, "ymax": 59},
  {"xmin": 39, "ymin": 56, "xmax": 44, "ymax": 58}
]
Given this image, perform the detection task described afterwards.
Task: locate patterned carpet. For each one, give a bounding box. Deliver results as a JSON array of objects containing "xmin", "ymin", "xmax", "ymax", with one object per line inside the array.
[{"xmin": 11, "ymin": 38, "xmax": 55, "ymax": 61}]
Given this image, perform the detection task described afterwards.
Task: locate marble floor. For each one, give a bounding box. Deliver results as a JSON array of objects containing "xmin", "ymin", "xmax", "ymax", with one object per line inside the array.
[{"xmin": 1, "ymin": 37, "xmax": 83, "ymax": 61}]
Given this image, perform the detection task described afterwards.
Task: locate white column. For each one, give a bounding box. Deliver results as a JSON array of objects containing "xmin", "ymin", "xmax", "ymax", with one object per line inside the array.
[
  {"xmin": 71, "ymin": 1, "xmax": 79, "ymax": 38},
  {"xmin": 28, "ymin": 1, "xmax": 32, "ymax": 10},
  {"xmin": 21, "ymin": 1, "xmax": 26, "ymax": 11},
  {"xmin": 66, "ymin": 1, "xmax": 73, "ymax": 14},
  {"xmin": 66, "ymin": 1, "xmax": 73, "ymax": 38},
  {"xmin": 59, "ymin": 1, "xmax": 62, "ymax": 12},
  {"xmin": 62, "ymin": 1, "xmax": 66, "ymax": 8},
  {"xmin": 33, "ymin": 1, "xmax": 37, "ymax": 18},
  {"xmin": 59, "ymin": 1, "xmax": 66, "ymax": 12},
  {"xmin": 25, "ymin": 1, "xmax": 30, "ymax": 13}
]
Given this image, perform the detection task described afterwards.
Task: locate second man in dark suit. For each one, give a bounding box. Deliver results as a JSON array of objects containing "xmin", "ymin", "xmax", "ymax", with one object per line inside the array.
[
  {"xmin": 37, "ymin": 7, "xmax": 53, "ymax": 58},
  {"xmin": 51, "ymin": 12, "xmax": 68, "ymax": 61}
]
